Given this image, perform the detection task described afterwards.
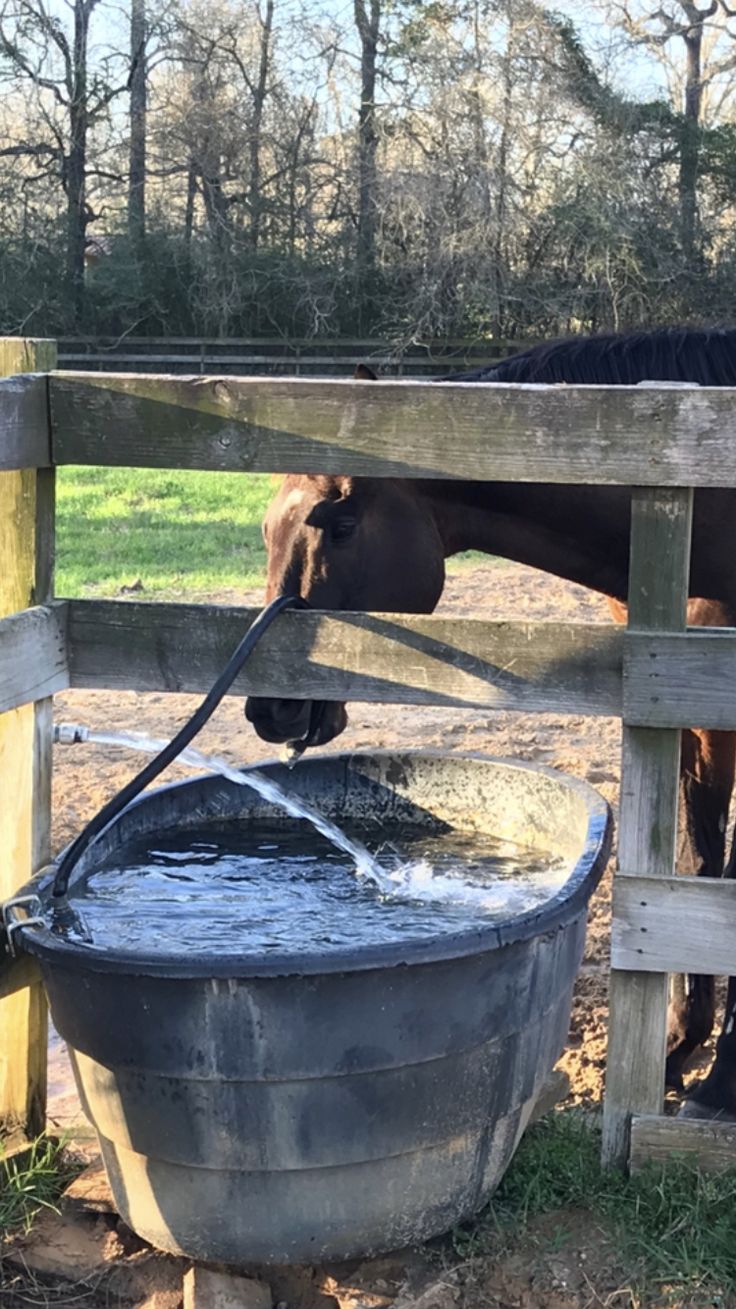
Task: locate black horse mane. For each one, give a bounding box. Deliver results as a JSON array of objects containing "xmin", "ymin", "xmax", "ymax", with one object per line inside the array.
[{"xmin": 453, "ymin": 326, "xmax": 736, "ymax": 386}]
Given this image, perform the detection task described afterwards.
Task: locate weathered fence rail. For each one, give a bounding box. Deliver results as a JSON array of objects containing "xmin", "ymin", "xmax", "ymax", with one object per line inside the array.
[
  {"xmin": 1, "ymin": 342, "xmax": 736, "ymax": 1176},
  {"xmin": 1, "ymin": 601, "xmax": 624, "ymax": 716},
  {"xmin": 56, "ymin": 336, "xmax": 527, "ymax": 377},
  {"xmin": 41, "ymin": 371, "xmax": 736, "ymax": 484}
]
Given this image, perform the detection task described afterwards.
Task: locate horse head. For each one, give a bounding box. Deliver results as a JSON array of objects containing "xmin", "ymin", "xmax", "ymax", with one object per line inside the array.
[{"xmin": 245, "ymin": 471, "xmax": 446, "ymax": 748}]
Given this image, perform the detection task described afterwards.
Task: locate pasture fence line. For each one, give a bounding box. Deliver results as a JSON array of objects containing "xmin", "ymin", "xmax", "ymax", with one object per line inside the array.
[
  {"xmin": 0, "ymin": 340, "xmax": 734, "ymax": 1174},
  {"xmin": 56, "ymin": 335, "xmax": 529, "ymax": 377}
]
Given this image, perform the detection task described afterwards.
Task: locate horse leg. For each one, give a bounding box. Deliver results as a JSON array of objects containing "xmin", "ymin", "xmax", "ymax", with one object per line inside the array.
[
  {"xmin": 608, "ymin": 597, "xmax": 735, "ymax": 1089},
  {"xmin": 680, "ymin": 835, "xmax": 736, "ymax": 1119},
  {"xmin": 666, "ymin": 725, "xmax": 735, "ymax": 1089}
]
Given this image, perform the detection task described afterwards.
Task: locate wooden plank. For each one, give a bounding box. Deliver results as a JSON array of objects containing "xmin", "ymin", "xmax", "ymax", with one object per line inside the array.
[
  {"xmin": 64, "ymin": 600, "xmax": 623, "ymax": 712},
  {"xmin": 55, "ymin": 354, "xmax": 492, "ymax": 371},
  {"xmin": 49, "ymin": 373, "xmax": 736, "ymax": 485},
  {"xmin": 602, "ymin": 487, "xmax": 693, "ymax": 1169},
  {"xmin": 0, "ymin": 604, "xmax": 68, "ymax": 712},
  {"xmin": 625, "ymin": 629, "xmax": 736, "ymax": 728},
  {"xmin": 0, "ymin": 954, "xmax": 40, "ymax": 1002},
  {"xmin": 57, "ymin": 335, "xmax": 524, "ymax": 350},
  {"xmin": 630, "ymin": 1114, "xmax": 736, "ymax": 1173},
  {"xmin": 612, "ymin": 873, "xmax": 736, "ymax": 976},
  {"xmin": 0, "ymin": 374, "xmax": 51, "ymax": 470},
  {"xmin": 0, "ymin": 337, "xmax": 56, "ymax": 1143}
]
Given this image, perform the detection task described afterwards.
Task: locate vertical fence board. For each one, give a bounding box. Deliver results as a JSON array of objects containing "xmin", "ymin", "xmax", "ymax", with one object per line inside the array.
[
  {"xmin": 0, "ymin": 338, "xmax": 55, "ymax": 1141},
  {"xmin": 602, "ymin": 487, "xmax": 693, "ymax": 1168}
]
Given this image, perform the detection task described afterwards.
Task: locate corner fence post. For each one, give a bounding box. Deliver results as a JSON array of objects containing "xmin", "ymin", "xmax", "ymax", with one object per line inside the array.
[
  {"xmin": 602, "ymin": 485, "xmax": 694, "ymax": 1168},
  {"xmin": 0, "ymin": 337, "xmax": 56, "ymax": 1142}
]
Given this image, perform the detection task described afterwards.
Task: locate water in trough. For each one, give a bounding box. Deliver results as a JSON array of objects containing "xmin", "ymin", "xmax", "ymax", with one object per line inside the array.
[{"xmin": 50, "ymin": 730, "xmax": 566, "ymax": 957}]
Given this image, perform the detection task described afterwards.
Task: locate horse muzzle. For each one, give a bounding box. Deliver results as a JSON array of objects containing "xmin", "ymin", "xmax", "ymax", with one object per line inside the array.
[{"xmin": 244, "ymin": 697, "xmax": 348, "ymax": 748}]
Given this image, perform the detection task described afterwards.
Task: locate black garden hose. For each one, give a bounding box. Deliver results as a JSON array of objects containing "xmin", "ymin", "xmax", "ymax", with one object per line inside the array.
[{"xmin": 52, "ymin": 594, "xmax": 307, "ymax": 899}]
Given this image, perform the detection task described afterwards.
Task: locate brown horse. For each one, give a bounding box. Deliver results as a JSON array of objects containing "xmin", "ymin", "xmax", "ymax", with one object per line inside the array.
[{"xmin": 245, "ymin": 326, "xmax": 736, "ymax": 1120}]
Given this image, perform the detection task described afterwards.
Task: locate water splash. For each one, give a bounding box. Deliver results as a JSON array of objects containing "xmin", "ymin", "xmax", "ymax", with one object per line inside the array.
[
  {"xmin": 69, "ymin": 728, "xmax": 386, "ymax": 887},
  {"xmin": 56, "ymin": 726, "xmax": 564, "ymax": 912}
]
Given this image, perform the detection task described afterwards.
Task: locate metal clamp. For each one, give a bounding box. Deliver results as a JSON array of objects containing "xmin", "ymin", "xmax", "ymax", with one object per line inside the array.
[{"xmin": 2, "ymin": 894, "xmax": 44, "ymax": 957}]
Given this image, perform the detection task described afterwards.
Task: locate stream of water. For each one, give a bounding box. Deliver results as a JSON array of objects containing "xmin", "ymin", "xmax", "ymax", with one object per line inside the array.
[{"xmin": 53, "ymin": 728, "xmax": 567, "ymax": 950}]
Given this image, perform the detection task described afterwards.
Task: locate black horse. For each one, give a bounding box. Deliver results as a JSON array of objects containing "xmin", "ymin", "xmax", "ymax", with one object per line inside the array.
[{"xmin": 246, "ymin": 326, "xmax": 736, "ymax": 1120}]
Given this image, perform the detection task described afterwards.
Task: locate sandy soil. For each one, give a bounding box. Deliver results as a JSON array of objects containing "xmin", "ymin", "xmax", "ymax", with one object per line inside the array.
[{"xmin": 47, "ymin": 561, "xmax": 626, "ymax": 1126}]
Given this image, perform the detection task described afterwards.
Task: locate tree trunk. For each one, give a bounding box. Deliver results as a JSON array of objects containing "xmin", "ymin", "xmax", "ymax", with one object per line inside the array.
[
  {"xmin": 128, "ymin": 0, "xmax": 147, "ymax": 250},
  {"xmin": 679, "ymin": 25, "xmax": 703, "ymax": 260},
  {"xmin": 184, "ymin": 159, "xmax": 197, "ymax": 247},
  {"xmin": 354, "ymin": 0, "xmax": 380, "ymax": 274},
  {"xmin": 491, "ymin": 5, "xmax": 516, "ymax": 338},
  {"xmin": 248, "ymin": 0, "xmax": 274, "ymax": 250},
  {"xmin": 200, "ymin": 159, "xmax": 230, "ymax": 249},
  {"xmin": 470, "ymin": 0, "xmax": 491, "ymax": 227},
  {"xmin": 66, "ymin": 0, "xmax": 90, "ymax": 325}
]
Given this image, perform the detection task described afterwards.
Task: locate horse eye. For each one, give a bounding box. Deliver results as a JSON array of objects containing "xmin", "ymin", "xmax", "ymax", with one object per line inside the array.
[{"xmin": 329, "ymin": 515, "xmax": 358, "ymax": 543}]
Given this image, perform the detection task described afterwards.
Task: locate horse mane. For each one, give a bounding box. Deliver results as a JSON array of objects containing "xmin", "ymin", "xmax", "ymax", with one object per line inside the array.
[{"xmin": 452, "ymin": 326, "xmax": 736, "ymax": 386}]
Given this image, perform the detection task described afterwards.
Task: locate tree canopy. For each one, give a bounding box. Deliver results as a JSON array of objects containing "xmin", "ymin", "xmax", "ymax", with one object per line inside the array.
[{"xmin": 2, "ymin": 0, "xmax": 736, "ymax": 341}]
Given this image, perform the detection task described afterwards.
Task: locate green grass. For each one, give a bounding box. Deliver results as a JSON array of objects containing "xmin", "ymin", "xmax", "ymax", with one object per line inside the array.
[
  {"xmin": 0, "ymin": 1136, "xmax": 80, "ymax": 1237},
  {"xmin": 4, "ymin": 1119, "xmax": 734, "ymax": 1303},
  {"xmin": 56, "ymin": 467, "xmax": 275, "ymax": 598},
  {"xmin": 454, "ymin": 1111, "xmax": 736, "ymax": 1299},
  {"xmin": 55, "ymin": 467, "xmax": 494, "ymax": 600}
]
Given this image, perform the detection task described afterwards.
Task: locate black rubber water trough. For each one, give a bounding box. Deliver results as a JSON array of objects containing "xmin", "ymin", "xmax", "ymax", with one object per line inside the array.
[{"xmin": 8, "ymin": 750, "xmax": 611, "ymax": 1265}]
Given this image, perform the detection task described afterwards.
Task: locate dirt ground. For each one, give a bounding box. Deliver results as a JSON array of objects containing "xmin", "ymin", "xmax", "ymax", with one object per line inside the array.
[{"xmin": 35, "ymin": 562, "xmax": 718, "ymax": 1307}]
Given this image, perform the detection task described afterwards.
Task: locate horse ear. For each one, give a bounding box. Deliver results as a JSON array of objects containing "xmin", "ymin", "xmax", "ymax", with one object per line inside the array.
[{"xmin": 354, "ymin": 363, "xmax": 377, "ymax": 381}]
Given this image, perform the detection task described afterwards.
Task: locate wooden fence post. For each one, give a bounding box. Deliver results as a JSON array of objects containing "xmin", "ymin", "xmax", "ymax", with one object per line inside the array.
[
  {"xmin": 0, "ymin": 338, "xmax": 56, "ymax": 1142},
  {"xmin": 602, "ymin": 486, "xmax": 693, "ymax": 1168}
]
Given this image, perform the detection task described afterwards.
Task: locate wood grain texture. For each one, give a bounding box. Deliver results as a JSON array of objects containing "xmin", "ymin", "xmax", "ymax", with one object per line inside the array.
[
  {"xmin": 0, "ymin": 338, "xmax": 56, "ymax": 1141},
  {"xmin": 64, "ymin": 600, "xmax": 624, "ymax": 712},
  {"xmin": 602, "ymin": 487, "xmax": 693, "ymax": 1170},
  {"xmin": 49, "ymin": 372, "xmax": 736, "ymax": 484},
  {"xmin": 0, "ymin": 955, "xmax": 40, "ymax": 1002},
  {"xmin": 612, "ymin": 873, "xmax": 736, "ymax": 975},
  {"xmin": 630, "ymin": 1114, "xmax": 736, "ymax": 1173},
  {"xmin": 0, "ymin": 375, "xmax": 51, "ymax": 470},
  {"xmin": 625, "ymin": 630, "xmax": 736, "ymax": 728},
  {"xmin": 0, "ymin": 604, "xmax": 68, "ymax": 712}
]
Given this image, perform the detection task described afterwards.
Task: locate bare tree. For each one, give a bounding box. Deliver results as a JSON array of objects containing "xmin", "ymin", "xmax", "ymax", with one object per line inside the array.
[
  {"xmin": 607, "ymin": 1, "xmax": 736, "ymax": 254},
  {"xmin": 222, "ymin": 0, "xmax": 275, "ymax": 249},
  {"xmin": 0, "ymin": 0, "xmax": 131, "ymax": 320},
  {"xmin": 129, "ymin": 0, "xmax": 147, "ymax": 249},
  {"xmin": 354, "ymin": 0, "xmax": 380, "ymax": 273}
]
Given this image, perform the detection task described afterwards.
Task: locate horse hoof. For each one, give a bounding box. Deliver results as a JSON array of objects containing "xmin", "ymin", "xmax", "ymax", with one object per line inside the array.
[{"xmin": 677, "ymin": 1098, "xmax": 736, "ymax": 1123}]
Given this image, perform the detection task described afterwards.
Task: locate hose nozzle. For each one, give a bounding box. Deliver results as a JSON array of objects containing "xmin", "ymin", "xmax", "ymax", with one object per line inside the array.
[{"xmin": 53, "ymin": 723, "xmax": 90, "ymax": 745}]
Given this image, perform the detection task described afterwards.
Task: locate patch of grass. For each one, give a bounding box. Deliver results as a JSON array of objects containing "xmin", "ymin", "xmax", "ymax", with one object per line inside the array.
[
  {"xmin": 453, "ymin": 1111, "xmax": 736, "ymax": 1298},
  {"xmin": 56, "ymin": 466, "xmax": 275, "ymax": 598},
  {"xmin": 0, "ymin": 1136, "xmax": 80, "ymax": 1237},
  {"xmin": 446, "ymin": 550, "xmax": 500, "ymax": 571},
  {"xmin": 55, "ymin": 467, "xmax": 502, "ymax": 600}
]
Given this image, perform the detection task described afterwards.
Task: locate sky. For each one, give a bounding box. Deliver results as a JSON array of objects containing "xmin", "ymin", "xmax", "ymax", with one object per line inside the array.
[{"xmin": 43, "ymin": 0, "xmax": 677, "ymax": 110}]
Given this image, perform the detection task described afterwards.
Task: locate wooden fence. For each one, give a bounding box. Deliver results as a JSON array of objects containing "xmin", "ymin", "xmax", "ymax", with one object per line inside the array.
[
  {"xmin": 1, "ymin": 339, "xmax": 736, "ymax": 1174},
  {"xmin": 56, "ymin": 336, "xmax": 528, "ymax": 377}
]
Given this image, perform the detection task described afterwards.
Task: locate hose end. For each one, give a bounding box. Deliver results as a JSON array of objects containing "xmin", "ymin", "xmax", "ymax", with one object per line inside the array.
[{"xmin": 53, "ymin": 723, "xmax": 90, "ymax": 745}]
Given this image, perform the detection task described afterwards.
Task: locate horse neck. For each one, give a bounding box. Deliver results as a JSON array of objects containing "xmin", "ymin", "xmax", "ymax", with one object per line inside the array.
[{"xmin": 418, "ymin": 480, "xmax": 631, "ymax": 602}]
